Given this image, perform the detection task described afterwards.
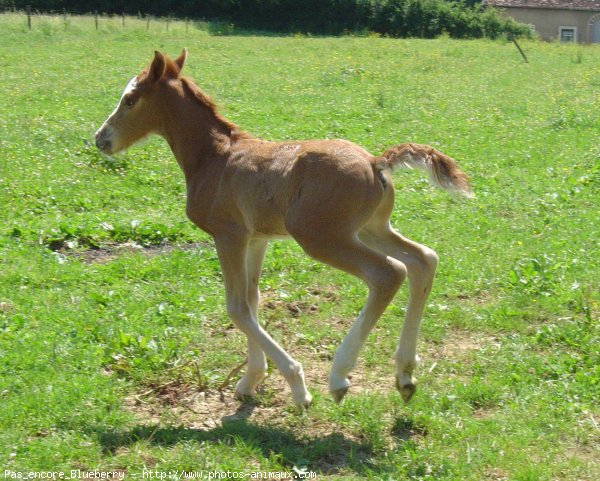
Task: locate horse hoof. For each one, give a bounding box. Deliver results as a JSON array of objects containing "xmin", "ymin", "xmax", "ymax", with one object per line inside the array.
[
  {"xmin": 294, "ymin": 392, "xmax": 313, "ymax": 411},
  {"xmin": 396, "ymin": 378, "xmax": 417, "ymax": 403},
  {"xmin": 329, "ymin": 376, "xmax": 351, "ymax": 404},
  {"xmin": 331, "ymin": 386, "xmax": 349, "ymax": 404},
  {"xmin": 234, "ymin": 379, "xmax": 258, "ymax": 400},
  {"xmin": 234, "ymin": 389, "xmax": 256, "ymax": 401}
]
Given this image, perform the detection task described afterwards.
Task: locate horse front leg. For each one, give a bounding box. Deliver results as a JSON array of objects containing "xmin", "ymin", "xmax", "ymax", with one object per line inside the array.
[
  {"xmin": 214, "ymin": 234, "xmax": 312, "ymax": 408},
  {"xmin": 235, "ymin": 238, "xmax": 269, "ymax": 399}
]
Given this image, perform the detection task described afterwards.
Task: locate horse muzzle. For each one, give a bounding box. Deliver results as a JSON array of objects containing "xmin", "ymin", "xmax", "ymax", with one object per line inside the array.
[{"xmin": 95, "ymin": 127, "xmax": 113, "ymax": 154}]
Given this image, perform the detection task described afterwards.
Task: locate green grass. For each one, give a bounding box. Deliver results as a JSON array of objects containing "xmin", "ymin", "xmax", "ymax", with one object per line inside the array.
[{"xmin": 1, "ymin": 12, "xmax": 599, "ymax": 480}]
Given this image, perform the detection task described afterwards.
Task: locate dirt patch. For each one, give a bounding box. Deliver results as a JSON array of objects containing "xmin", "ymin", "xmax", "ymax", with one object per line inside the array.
[
  {"xmin": 70, "ymin": 241, "xmax": 209, "ymax": 264},
  {"xmin": 281, "ymin": 340, "xmax": 395, "ymax": 398},
  {"xmin": 126, "ymin": 365, "xmax": 329, "ymax": 434},
  {"xmin": 120, "ymin": 379, "xmax": 376, "ymax": 475},
  {"xmin": 262, "ymin": 286, "xmax": 340, "ymax": 318},
  {"xmin": 123, "ymin": 350, "xmax": 391, "ymax": 433},
  {"xmin": 484, "ymin": 467, "xmax": 511, "ymax": 481},
  {"xmin": 124, "ymin": 386, "xmax": 247, "ymax": 431},
  {"xmin": 117, "ymin": 341, "xmax": 405, "ymax": 475},
  {"xmin": 450, "ymin": 290, "xmax": 493, "ymax": 305},
  {"xmin": 472, "ymin": 407, "xmax": 497, "ymax": 420},
  {"xmin": 425, "ymin": 329, "xmax": 501, "ymax": 365},
  {"xmin": 560, "ymin": 440, "xmax": 599, "ymax": 481}
]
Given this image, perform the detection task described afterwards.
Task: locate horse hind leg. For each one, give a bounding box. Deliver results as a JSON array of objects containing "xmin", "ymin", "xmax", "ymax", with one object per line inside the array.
[
  {"xmin": 330, "ymin": 273, "xmax": 406, "ymax": 403},
  {"xmin": 289, "ymin": 228, "xmax": 407, "ymax": 403},
  {"xmin": 359, "ymin": 223, "xmax": 438, "ymax": 403}
]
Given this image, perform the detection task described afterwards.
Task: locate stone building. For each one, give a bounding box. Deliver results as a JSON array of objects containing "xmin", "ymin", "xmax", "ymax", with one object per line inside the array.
[{"xmin": 483, "ymin": 0, "xmax": 600, "ymax": 43}]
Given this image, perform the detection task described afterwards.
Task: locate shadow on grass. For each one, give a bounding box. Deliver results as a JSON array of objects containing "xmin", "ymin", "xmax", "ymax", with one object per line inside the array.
[{"xmin": 92, "ymin": 402, "xmax": 420, "ymax": 475}]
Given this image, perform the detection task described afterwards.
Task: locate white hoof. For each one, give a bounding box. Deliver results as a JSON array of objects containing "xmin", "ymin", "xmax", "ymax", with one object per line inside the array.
[
  {"xmin": 329, "ymin": 377, "xmax": 351, "ymax": 403},
  {"xmin": 234, "ymin": 387, "xmax": 257, "ymax": 400},
  {"xmin": 234, "ymin": 372, "xmax": 266, "ymax": 400},
  {"xmin": 293, "ymin": 390, "xmax": 313, "ymax": 410},
  {"xmin": 395, "ymin": 375, "xmax": 417, "ymax": 404}
]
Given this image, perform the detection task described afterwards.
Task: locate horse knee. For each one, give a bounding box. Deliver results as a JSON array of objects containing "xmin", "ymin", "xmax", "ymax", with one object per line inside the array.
[
  {"xmin": 421, "ymin": 247, "xmax": 439, "ymax": 274},
  {"xmin": 370, "ymin": 259, "xmax": 406, "ymax": 300},
  {"xmin": 406, "ymin": 247, "xmax": 438, "ymax": 293}
]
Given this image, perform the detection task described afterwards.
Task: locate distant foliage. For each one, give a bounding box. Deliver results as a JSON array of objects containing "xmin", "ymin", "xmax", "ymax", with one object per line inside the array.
[
  {"xmin": 2, "ymin": 0, "xmax": 529, "ymax": 39},
  {"xmin": 369, "ymin": 0, "xmax": 528, "ymax": 39}
]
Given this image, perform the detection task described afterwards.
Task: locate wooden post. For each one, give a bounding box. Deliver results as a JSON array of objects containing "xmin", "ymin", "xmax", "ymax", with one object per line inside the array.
[
  {"xmin": 146, "ymin": 14, "xmax": 150, "ymax": 31},
  {"xmin": 63, "ymin": 8, "xmax": 67, "ymax": 25},
  {"xmin": 26, "ymin": 5, "xmax": 31, "ymax": 30},
  {"xmin": 512, "ymin": 39, "xmax": 528, "ymax": 63},
  {"xmin": 509, "ymin": 35, "xmax": 528, "ymax": 64},
  {"xmin": 95, "ymin": 11, "xmax": 98, "ymax": 30}
]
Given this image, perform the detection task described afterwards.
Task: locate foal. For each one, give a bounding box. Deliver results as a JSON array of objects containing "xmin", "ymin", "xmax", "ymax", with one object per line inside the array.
[{"xmin": 95, "ymin": 50, "xmax": 472, "ymax": 409}]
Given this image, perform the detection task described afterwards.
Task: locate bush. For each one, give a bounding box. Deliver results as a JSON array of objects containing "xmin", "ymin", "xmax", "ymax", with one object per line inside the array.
[{"xmin": 369, "ymin": 0, "xmax": 530, "ymax": 39}]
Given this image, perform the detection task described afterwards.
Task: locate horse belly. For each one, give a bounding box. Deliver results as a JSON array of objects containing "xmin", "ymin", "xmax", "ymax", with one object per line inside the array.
[{"xmin": 244, "ymin": 198, "xmax": 291, "ymax": 238}]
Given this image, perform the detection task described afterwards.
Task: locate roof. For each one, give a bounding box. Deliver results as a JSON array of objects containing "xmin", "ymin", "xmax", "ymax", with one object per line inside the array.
[{"xmin": 483, "ymin": 0, "xmax": 600, "ymax": 11}]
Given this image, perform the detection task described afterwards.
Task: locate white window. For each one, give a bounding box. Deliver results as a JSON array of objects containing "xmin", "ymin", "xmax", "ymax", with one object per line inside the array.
[{"xmin": 559, "ymin": 26, "xmax": 577, "ymax": 42}]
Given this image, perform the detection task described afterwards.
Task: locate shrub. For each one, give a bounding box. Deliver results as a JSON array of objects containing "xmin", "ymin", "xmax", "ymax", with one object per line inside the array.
[{"xmin": 7, "ymin": 0, "xmax": 531, "ymax": 39}]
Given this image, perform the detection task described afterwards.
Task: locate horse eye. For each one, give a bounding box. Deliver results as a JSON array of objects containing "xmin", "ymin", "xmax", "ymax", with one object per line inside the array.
[{"xmin": 125, "ymin": 96, "xmax": 136, "ymax": 107}]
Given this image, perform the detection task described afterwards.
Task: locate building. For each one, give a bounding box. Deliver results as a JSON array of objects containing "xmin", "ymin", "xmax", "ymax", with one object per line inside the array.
[{"xmin": 483, "ymin": 0, "xmax": 600, "ymax": 43}]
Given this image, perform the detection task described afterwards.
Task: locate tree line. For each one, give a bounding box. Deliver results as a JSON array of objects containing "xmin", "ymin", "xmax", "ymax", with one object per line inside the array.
[{"xmin": 2, "ymin": 1, "xmax": 530, "ymax": 39}]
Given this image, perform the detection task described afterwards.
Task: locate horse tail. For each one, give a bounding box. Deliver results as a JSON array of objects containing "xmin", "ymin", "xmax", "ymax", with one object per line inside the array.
[{"xmin": 376, "ymin": 142, "xmax": 473, "ymax": 198}]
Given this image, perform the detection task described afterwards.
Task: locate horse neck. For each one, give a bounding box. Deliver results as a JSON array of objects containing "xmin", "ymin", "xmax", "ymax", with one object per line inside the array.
[{"xmin": 159, "ymin": 85, "xmax": 234, "ymax": 183}]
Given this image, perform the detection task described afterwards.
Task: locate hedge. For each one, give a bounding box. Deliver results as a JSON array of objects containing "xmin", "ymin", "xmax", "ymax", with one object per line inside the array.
[{"xmin": 1, "ymin": 0, "xmax": 531, "ymax": 39}]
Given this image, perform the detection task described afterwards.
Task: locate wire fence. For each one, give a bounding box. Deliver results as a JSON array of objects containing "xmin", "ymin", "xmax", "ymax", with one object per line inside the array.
[{"xmin": 2, "ymin": 6, "xmax": 196, "ymax": 33}]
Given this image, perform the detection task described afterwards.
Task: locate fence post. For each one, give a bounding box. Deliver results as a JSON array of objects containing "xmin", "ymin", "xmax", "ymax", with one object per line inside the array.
[
  {"xmin": 63, "ymin": 8, "xmax": 67, "ymax": 25},
  {"xmin": 167, "ymin": 15, "xmax": 170, "ymax": 32},
  {"xmin": 146, "ymin": 14, "xmax": 150, "ymax": 31},
  {"xmin": 513, "ymin": 38, "xmax": 528, "ymax": 63},
  {"xmin": 26, "ymin": 5, "xmax": 31, "ymax": 30},
  {"xmin": 95, "ymin": 11, "xmax": 98, "ymax": 30},
  {"xmin": 509, "ymin": 34, "xmax": 529, "ymax": 64}
]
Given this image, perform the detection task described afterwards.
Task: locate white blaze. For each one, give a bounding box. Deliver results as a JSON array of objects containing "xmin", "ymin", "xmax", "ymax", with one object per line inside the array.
[{"xmin": 97, "ymin": 77, "xmax": 138, "ymax": 137}]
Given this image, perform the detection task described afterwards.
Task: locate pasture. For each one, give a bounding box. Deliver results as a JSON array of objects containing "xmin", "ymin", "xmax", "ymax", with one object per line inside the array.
[{"xmin": 0, "ymin": 13, "xmax": 598, "ymax": 480}]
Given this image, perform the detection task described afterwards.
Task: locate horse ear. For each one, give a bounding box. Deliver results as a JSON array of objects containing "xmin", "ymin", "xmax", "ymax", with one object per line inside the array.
[
  {"xmin": 149, "ymin": 51, "xmax": 166, "ymax": 83},
  {"xmin": 174, "ymin": 48, "xmax": 188, "ymax": 72}
]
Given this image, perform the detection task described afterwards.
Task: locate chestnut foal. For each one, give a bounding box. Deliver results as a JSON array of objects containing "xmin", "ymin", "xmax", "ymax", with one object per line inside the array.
[{"xmin": 95, "ymin": 50, "xmax": 472, "ymax": 409}]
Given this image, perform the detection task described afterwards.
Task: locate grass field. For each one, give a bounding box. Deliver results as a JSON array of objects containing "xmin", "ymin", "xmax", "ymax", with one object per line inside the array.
[{"xmin": 0, "ymin": 12, "xmax": 598, "ymax": 480}]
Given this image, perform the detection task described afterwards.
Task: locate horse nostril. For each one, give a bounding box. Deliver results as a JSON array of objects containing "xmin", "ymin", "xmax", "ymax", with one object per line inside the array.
[
  {"xmin": 95, "ymin": 136, "xmax": 111, "ymax": 152},
  {"xmin": 94, "ymin": 128, "xmax": 108, "ymax": 151}
]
